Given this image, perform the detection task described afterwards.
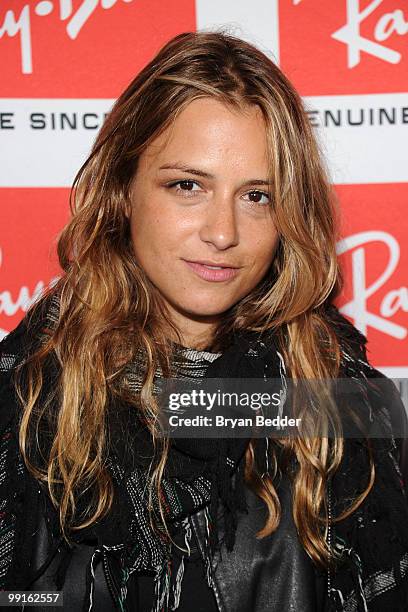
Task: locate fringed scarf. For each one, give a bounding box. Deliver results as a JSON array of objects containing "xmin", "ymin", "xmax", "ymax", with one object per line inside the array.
[{"xmin": 1, "ymin": 301, "xmax": 408, "ymax": 611}]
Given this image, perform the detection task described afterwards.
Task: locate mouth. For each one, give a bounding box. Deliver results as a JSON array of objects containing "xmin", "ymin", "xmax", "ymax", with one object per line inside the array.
[{"xmin": 182, "ymin": 259, "xmax": 240, "ymax": 282}]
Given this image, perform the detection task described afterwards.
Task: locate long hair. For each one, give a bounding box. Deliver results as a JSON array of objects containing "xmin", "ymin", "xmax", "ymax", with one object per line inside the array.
[{"xmin": 15, "ymin": 29, "xmax": 374, "ymax": 568}]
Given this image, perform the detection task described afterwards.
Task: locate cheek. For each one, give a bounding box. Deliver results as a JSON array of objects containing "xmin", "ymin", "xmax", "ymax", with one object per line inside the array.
[
  {"xmin": 130, "ymin": 208, "xmax": 184, "ymax": 266},
  {"xmin": 130, "ymin": 200, "xmax": 161, "ymax": 249},
  {"xmin": 249, "ymin": 230, "xmax": 279, "ymax": 269}
]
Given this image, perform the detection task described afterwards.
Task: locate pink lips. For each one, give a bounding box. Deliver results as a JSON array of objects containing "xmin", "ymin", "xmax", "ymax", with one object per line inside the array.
[{"xmin": 184, "ymin": 260, "xmax": 239, "ymax": 282}]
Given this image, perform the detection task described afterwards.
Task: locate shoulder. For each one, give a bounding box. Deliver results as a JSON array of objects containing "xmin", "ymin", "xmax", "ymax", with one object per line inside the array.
[
  {"xmin": 324, "ymin": 304, "xmax": 403, "ymax": 428},
  {"xmin": 324, "ymin": 302, "xmax": 370, "ymax": 368},
  {"xmin": 0, "ymin": 291, "xmax": 58, "ymax": 427},
  {"xmin": 0, "ymin": 291, "xmax": 58, "ymax": 369},
  {"xmin": 324, "ymin": 304, "xmax": 408, "ymax": 472}
]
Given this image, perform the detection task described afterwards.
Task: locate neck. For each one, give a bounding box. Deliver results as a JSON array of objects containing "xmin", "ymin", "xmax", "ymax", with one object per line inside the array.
[
  {"xmin": 164, "ymin": 309, "xmax": 221, "ymax": 351},
  {"xmin": 171, "ymin": 332, "xmax": 215, "ymax": 352}
]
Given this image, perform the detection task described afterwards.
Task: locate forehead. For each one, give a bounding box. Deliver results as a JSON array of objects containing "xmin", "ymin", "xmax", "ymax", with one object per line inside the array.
[{"xmin": 138, "ymin": 97, "xmax": 269, "ymax": 173}]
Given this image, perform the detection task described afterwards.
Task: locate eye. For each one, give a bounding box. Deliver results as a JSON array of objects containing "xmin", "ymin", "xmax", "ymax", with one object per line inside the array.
[
  {"xmin": 243, "ymin": 190, "xmax": 271, "ymax": 206},
  {"xmin": 167, "ymin": 179, "xmax": 201, "ymax": 197},
  {"xmin": 166, "ymin": 181, "xmax": 271, "ymax": 206}
]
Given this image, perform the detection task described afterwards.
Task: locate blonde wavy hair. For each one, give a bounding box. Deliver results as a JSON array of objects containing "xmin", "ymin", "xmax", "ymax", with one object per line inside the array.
[{"xmin": 15, "ymin": 29, "xmax": 374, "ymax": 570}]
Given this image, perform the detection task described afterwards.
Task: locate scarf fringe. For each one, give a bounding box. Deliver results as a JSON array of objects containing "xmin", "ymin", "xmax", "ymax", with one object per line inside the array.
[
  {"xmin": 170, "ymin": 515, "xmax": 192, "ymax": 610},
  {"xmin": 153, "ymin": 559, "xmax": 171, "ymax": 612}
]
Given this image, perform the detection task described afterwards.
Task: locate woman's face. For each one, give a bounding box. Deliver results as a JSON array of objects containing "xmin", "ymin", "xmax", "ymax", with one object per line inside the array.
[{"xmin": 129, "ymin": 97, "xmax": 279, "ymax": 347}]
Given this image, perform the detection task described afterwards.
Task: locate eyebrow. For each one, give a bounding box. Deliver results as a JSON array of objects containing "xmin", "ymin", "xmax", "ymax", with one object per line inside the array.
[{"xmin": 158, "ymin": 163, "xmax": 273, "ymax": 187}]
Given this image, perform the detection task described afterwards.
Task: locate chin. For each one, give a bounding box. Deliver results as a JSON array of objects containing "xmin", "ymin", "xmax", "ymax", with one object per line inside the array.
[{"xmin": 178, "ymin": 301, "xmax": 233, "ymax": 319}]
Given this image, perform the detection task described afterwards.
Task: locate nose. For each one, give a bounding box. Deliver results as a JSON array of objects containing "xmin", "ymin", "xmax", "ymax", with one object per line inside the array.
[{"xmin": 198, "ymin": 192, "xmax": 239, "ymax": 250}]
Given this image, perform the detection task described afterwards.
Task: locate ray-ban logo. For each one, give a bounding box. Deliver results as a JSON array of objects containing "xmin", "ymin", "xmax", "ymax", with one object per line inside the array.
[
  {"xmin": 0, "ymin": 0, "xmax": 134, "ymax": 74},
  {"xmin": 294, "ymin": 0, "xmax": 407, "ymax": 68},
  {"xmin": 337, "ymin": 231, "xmax": 408, "ymax": 340},
  {"xmin": 0, "ymin": 246, "xmax": 60, "ymax": 340}
]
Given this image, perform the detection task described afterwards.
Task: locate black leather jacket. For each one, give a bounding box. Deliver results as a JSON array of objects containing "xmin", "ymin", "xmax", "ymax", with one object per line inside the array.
[
  {"xmin": 188, "ymin": 473, "xmax": 328, "ymax": 612},
  {"xmin": 27, "ymin": 469, "xmax": 327, "ymax": 612},
  {"xmin": 27, "ymin": 437, "xmax": 408, "ymax": 612}
]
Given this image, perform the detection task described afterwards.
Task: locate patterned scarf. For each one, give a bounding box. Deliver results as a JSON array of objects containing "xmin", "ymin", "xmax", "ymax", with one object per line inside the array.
[{"xmin": 1, "ymin": 299, "xmax": 408, "ymax": 611}]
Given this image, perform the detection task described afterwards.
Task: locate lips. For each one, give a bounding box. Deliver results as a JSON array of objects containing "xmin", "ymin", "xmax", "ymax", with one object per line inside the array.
[
  {"xmin": 187, "ymin": 259, "xmax": 238, "ymax": 269},
  {"xmin": 183, "ymin": 260, "xmax": 240, "ymax": 282}
]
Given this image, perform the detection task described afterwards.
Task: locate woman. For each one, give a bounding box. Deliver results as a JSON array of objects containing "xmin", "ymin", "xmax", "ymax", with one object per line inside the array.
[{"xmin": 0, "ymin": 30, "xmax": 408, "ymax": 612}]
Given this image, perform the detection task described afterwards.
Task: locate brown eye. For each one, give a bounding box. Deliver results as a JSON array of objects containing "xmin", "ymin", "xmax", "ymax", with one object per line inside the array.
[
  {"xmin": 178, "ymin": 180, "xmax": 195, "ymax": 190},
  {"xmin": 168, "ymin": 180, "xmax": 201, "ymax": 196},
  {"xmin": 245, "ymin": 190, "xmax": 271, "ymax": 206}
]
